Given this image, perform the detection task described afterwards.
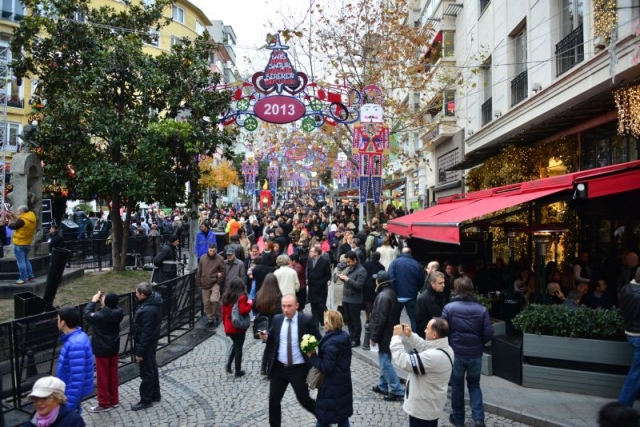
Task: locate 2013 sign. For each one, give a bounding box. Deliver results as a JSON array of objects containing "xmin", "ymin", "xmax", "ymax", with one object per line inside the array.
[{"xmin": 254, "ymin": 95, "xmax": 305, "ymax": 124}]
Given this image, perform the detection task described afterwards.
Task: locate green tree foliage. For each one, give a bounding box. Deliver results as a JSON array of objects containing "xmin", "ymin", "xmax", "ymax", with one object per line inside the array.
[{"xmin": 11, "ymin": 0, "xmax": 234, "ymax": 270}]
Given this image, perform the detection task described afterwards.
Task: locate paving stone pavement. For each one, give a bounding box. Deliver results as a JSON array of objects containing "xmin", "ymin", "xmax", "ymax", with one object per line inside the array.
[{"xmin": 80, "ymin": 324, "xmax": 531, "ymax": 427}]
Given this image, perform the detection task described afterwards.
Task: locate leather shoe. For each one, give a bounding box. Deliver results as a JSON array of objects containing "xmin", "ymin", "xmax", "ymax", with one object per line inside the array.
[
  {"xmin": 235, "ymin": 370, "xmax": 245, "ymax": 378},
  {"xmin": 131, "ymin": 402, "xmax": 152, "ymax": 411},
  {"xmin": 449, "ymin": 414, "xmax": 464, "ymax": 427},
  {"xmin": 383, "ymin": 394, "xmax": 403, "ymax": 402},
  {"xmin": 206, "ymin": 321, "xmax": 214, "ymax": 328},
  {"xmin": 350, "ymin": 340, "xmax": 360, "ymax": 347},
  {"xmin": 474, "ymin": 421, "xmax": 486, "ymax": 427},
  {"xmin": 152, "ymin": 397, "xmax": 161, "ymax": 403},
  {"xmin": 225, "ymin": 365, "xmax": 232, "ymax": 374},
  {"xmin": 371, "ymin": 385, "xmax": 387, "ymax": 395}
]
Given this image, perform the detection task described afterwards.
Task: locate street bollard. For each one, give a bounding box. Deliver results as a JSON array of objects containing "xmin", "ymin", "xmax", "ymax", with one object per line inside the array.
[{"xmin": 361, "ymin": 322, "xmax": 371, "ymax": 350}]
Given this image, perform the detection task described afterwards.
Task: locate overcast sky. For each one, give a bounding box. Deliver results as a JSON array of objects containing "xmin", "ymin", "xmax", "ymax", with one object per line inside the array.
[{"xmin": 189, "ymin": 0, "xmax": 311, "ymax": 74}]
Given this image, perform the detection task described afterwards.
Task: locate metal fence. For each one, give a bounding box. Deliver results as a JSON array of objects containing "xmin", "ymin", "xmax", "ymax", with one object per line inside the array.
[
  {"xmin": 0, "ymin": 271, "xmax": 199, "ymax": 414},
  {"xmin": 59, "ymin": 232, "xmax": 190, "ymax": 271}
]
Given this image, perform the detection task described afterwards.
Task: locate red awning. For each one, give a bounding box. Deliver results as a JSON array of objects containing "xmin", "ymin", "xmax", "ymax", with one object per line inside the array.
[{"xmin": 388, "ymin": 160, "xmax": 640, "ymax": 243}]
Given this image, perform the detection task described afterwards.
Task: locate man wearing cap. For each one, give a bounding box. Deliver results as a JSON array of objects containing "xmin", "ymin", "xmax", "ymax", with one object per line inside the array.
[
  {"xmin": 196, "ymin": 243, "xmax": 226, "ymax": 328},
  {"xmin": 369, "ymin": 271, "xmax": 405, "ymax": 402},
  {"xmin": 56, "ymin": 306, "xmax": 94, "ymax": 412},
  {"xmin": 152, "ymin": 235, "xmax": 179, "ymax": 284},
  {"xmin": 224, "ymin": 247, "xmax": 246, "ymax": 295},
  {"xmin": 26, "ymin": 376, "xmax": 85, "ymax": 426},
  {"xmin": 84, "ymin": 291, "xmax": 124, "ymax": 413}
]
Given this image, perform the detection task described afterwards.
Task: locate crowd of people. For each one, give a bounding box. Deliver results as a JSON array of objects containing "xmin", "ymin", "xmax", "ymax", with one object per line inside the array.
[{"xmin": 10, "ymin": 196, "xmax": 640, "ymax": 426}]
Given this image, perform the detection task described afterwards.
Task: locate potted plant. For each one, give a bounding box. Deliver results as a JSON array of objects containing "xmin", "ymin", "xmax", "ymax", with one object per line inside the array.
[{"xmin": 512, "ymin": 304, "xmax": 632, "ymax": 398}]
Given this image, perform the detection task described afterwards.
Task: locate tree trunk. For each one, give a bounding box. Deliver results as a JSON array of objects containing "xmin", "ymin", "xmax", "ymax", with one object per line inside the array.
[
  {"xmin": 188, "ymin": 200, "xmax": 198, "ymax": 271},
  {"xmin": 111, "ymin": 196, "xmax": 124, "ymax": 271}
]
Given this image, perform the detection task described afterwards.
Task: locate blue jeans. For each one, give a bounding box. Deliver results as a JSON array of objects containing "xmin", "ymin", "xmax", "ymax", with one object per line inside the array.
[
  {"xmin": 395, "ymin": 298, "xmax": 417, "ymax": 332},
  {"xmin": 619, "ymin": 335, "xmax": 640, "ymax": 406},
  {"xmin": 14, "ymin": 245, "xmax": 33, "ymax": 282},
  {"xmin": 378, "ymin": 352, "xmax": 404, "ymax": 396},
  {"xmin": 450, "ymin": 356, "xmax": 484, "ymax": 424},
  {"xmin": 316, "ymin": 420, "xmax": 349, "ymax": 427}
]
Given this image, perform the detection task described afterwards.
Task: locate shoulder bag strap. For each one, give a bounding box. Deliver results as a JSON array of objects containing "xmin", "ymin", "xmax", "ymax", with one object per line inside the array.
[{"xmin": 437, "ymin": 348, "xmax": 453, "ymax": 368}]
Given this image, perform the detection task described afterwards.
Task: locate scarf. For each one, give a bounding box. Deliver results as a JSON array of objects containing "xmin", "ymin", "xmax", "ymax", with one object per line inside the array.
[{"xmin": 36, "ymin": 405, "xmax": 61, "ymax": 427}]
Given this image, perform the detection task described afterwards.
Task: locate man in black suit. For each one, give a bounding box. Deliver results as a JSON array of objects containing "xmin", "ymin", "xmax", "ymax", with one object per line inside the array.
[
  {"xmin": 259, "ymin": 294, "xmax": 321, "ymax": 427},
  {"xmin": 306, "ymin": 245, "xmax": 332, "ymax": 329}
]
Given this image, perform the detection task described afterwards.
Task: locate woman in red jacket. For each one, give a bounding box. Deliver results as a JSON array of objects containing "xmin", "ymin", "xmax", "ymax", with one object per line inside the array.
[{"xmin": 221, "ymin": 277, "xmax": 253, "ymax": 377}]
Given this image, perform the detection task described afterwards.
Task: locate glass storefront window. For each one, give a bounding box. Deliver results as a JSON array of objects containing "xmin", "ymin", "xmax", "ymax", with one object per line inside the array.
[
  {"xmin": 581, "ymin": 122, "xmax": 640, "ymax": 170},
  {"xmin": 443, "ymin": 31, "xmax": 455, "ymax": 57}
]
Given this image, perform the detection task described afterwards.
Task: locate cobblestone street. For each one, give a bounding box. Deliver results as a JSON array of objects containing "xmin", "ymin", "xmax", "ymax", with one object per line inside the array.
[{"xmin": 80, "ymin": 324, "xmax": 531, "ymax": 427}]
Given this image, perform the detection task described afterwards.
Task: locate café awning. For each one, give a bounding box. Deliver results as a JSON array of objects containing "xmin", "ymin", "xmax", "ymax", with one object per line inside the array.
[{"xmin": 387, "ymin": 160, "xmax": 640, "ymax": 244}]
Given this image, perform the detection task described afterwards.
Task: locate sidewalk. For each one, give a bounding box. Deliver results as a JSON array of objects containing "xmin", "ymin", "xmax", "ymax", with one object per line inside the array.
[{"xmin": 352, "ymin": 337, "xmax": 632, "ymax": 427}]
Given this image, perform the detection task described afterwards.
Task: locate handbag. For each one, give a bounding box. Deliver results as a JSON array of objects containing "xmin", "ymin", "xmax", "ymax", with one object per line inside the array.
[
  {"xmin": 253, "ymin": 313, "xmax": 270, "ymax": 339},
  {"xmin": 306, "ymin": 366, "xmax": 325, "ymax": 390},
  {"xmin": 231, "ymin": 301, "xmax": 250, "ymax": 329}
]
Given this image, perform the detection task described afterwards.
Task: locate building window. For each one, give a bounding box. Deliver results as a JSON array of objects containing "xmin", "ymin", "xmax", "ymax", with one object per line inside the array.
[
  {"xmin": 1, "ymin": 0, "xmax": 25, "ymax": 22},
  {"xmin": 444, "ymin": 90, "xmax": 455, "ymax": 117},
  {"xmin": 171, "ymin": 5, "xmax": 184, "ymax": 24},
  {"xmin": 196, "ymin": 21, "xmax": 205, "ymax": 36},
  {"xmin": 437, "ymin": 148, "xmax": 460, "ymax": 184},
  {"xmin": 481, "ymin": 60, "xmax": 492, "ymax": 125},
  {"xmin": 171, "ymin": 36, "xmax": 183, "ymax": 46},
  {"xmin": 142, "ymin": 0, "xmax": 155, "ymax": 5},
  {"xmin": 581, "ymin": 122, "xmax": 639, "ymax": 170},
  {"xmin": 72, "ymin": 11, "xmax": 85, "ymax": 23},
  {"xmin": 5, "ymin": 123, "xmax": 20, "ymax": 152},
  {"xmin": 442, "ymin": 31, "xmax": 455, "ymax": 58},
  {"xmin": 510, "ymin": 27, "xmax": 528, "ymax": 106},
  {"xmin": 146, "ymin": 29, "xmax": 159, "ymax": 47}
]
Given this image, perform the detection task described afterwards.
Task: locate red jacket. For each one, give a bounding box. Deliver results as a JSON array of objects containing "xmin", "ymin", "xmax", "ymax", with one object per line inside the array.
[{"xmin": 221, "ymin": 293, "xmax": 253, "ymax": 334}]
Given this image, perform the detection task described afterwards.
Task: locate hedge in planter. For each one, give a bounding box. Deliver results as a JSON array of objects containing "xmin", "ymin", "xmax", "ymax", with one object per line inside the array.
[
  {"xmin": 512, "ymin": 304, "xmax": 625, "ymax": 340},
  {"xmin": 512, "ymin": 304, "xmax": 631, "ymax": 398}
]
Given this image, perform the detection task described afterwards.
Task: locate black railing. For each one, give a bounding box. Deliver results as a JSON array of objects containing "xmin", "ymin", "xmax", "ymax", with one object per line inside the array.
[
  {"xmin": 481, "ymin": 97, "xmax": 493, "ymax": 126},
  {"xmin": 480, "ymin": 0, "xmax": 491, "ymax": 14},
  {"xmin": 1, "ymin": 272, "xmax": 198, "ymax": 413},
  {"xmin": 556, "ymin": 24, "xmax": 584, "ymax": 76},
  {"xmin": 510, "ymin": 70, "xmax": 528, "ymax": 107}
]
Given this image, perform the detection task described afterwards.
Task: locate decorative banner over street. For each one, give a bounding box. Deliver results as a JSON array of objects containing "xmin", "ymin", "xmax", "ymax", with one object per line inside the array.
[
  {"xmin": 215, "ymin": 35, "xmax": 362, "ymax": 132},
  {"xmin": 353, "ymin": 84, "xmax": 389, "ymax": 205}
]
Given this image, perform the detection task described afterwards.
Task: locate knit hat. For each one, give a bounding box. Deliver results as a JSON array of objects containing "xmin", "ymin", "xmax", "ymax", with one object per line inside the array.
[{"xmin": 104, "ymin": 292, "xmax": 119, "ymax": 309}]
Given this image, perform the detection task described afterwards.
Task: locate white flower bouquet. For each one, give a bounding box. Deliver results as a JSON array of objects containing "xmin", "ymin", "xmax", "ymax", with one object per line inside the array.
[{"xmin": 300, "ymin": 334, "xmax": 319, "ymax": 354}]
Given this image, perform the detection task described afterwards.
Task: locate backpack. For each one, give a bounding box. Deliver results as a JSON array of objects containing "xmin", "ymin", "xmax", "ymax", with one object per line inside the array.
[{"xmin": 372, "ymin": 234, "xmax": 383, "ymax": 253}]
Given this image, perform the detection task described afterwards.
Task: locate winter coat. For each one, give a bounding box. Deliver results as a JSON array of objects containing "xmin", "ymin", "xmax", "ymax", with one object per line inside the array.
[
  {"xmin": 133, "ymin": 292, "xmax": 163, "ymax": 357},
  {"xmin": 195, "ymin": 253, "xmax": 225, "ymax": 290},
  {"xmin": 83, "ymin": 302, "xmax": 124, "ymax": 357},
  {"xmin": 56, "ymin": 328, "xmax": 94, "ymax": 411},
  {"xmin": 10, "ymin": 210, "xmax": 36, "ymax": 246},
  {"xmin": 308, "ymin": 330, "xmax": 353, "ymax": 425},
  {"xmin": 332, "ymin": 263, "xmax": 348, "ymax": 307},
  {"xmin": 390, "ymin": 334, "xmax": 453, "ymax": 421},
  {"xmin": 376, "ymin": 245, "xmax": 398, "ymax": 270},
  {"xmin": 306, "ymin": 256, "xmax": 332, "ymax": 304},
  {"xmin": 152, "ymin": 243, "xmax": 177, "ymax": 283},
  {"xmin": 415, "ymin": 286, "xmax": 447, "ymax": 339},
  {"xmin": 363, "ymin": 260, "xmax": 385, "ymax": 304},
  {"xmin": 369, "ymin": 284, "xmax": 398, "ymax": 353},
  {"xmin": 253, "ymin": 262, "xmax": 275, "ymax": 295},
  {"xmin": 224, "ymin": 258, "xmax": 246, "ymax": 291},
  {"xmin": 221, "ymin": 293, "xmax": 252, "ymax": 334},
  {"xmin": 342, "ymin": 263, "xmax": 367, "ymax": 305},
  {"xmin": 274, "ymin": 265, "xmax": 300, "ymax": 296},
  {"xmin": 388, "ymin": 253, "xmax": 424, "ymax": 299},
  {"xmin": 441, "ymin": 298, "xmax": 494, "ymax": 358},
  {"xmin": 23, "ymin": 405, "xmax": 86, "ymax": 427},
  {"xmin": 620, "ymin": 282, "xmax": 640, "ymax": 334},
  {"xmin": 194, "ymin": 230, "xmax": 217, "ymax": 259}
]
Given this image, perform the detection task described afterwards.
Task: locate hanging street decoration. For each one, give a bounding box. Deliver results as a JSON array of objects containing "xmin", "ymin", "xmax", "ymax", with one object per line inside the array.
[
  {"xmin": 241, "ymin": 159, "xmax": 259, "ymax": 195},
  {"xmin": 216, "ymin": 34, "xmax": 362, "ymax": 132},
  {"xmin": 353, "ymin": 84, "xmax": 389, "ymax": 205},
  {"xmin": 267, "ymin": 163, "xmax": 279, "ymax": 194}
]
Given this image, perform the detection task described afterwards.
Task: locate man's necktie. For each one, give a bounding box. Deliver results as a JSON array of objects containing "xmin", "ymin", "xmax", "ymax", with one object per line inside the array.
[{"xmin": 286, "ymin": 318, "xmax": 293, "ymax": 366}]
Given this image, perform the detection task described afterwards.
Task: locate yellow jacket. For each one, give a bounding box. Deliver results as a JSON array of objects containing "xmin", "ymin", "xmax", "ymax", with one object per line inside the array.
[{"xmin": 12, "ymin": 211, "xmax": 36, "ymax": 246}]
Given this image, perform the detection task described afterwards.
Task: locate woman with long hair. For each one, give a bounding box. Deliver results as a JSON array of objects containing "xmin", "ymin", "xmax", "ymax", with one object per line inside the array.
[
  {"xmin": 221, "ymin": 277, "xmax": 253, "ymax": 378},
  {"xmin": 307, "ymin": 310, "xmax": 353, "ymax": 427},
  {"xmin": 254, "ymin": 273, "xmax": 282, "ymax": 375}
]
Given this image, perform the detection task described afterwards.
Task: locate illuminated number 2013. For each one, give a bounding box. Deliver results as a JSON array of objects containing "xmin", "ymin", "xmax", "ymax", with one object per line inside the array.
[{"xmin": 264, "ymin": 103, "xmax": 296, "ymax": 116}]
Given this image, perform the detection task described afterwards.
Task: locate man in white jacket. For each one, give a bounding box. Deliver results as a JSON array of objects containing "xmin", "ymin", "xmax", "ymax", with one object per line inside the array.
[{"xmin": 390, "ymin": 318, "xmax": 454, "ymax": 427}]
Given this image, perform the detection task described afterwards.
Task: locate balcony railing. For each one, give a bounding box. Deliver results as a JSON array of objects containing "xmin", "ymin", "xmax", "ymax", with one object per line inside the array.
[
  {"xmin": 7, "ymin": 98, "xmax": 24, "ymax": 108},
  {"xmin": 511, "ymin": 70, "xmax": 528, "ymax": 107},
  {"xmin": 481, "ymin": 97, "xmax": 492, "ymax": 126},
  {"xmin": 556, "ymin": 24, "xmax": 584, "ymax": 76}
]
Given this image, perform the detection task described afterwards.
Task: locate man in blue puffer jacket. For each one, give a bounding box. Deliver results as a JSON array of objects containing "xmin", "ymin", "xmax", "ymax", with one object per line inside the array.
[
  {"xmin": 56, "ymin": 306, "xmax": 95, "ymax": 412},
  {"xmin": 441, "ymin": 277, "xmax": 494, "ymax": 427}
]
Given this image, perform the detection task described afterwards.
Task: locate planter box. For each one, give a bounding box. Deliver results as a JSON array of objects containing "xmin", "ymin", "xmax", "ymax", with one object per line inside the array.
[{"xmin": 522, "ymin": 333, "xmax": 633, "ymax": 398}]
